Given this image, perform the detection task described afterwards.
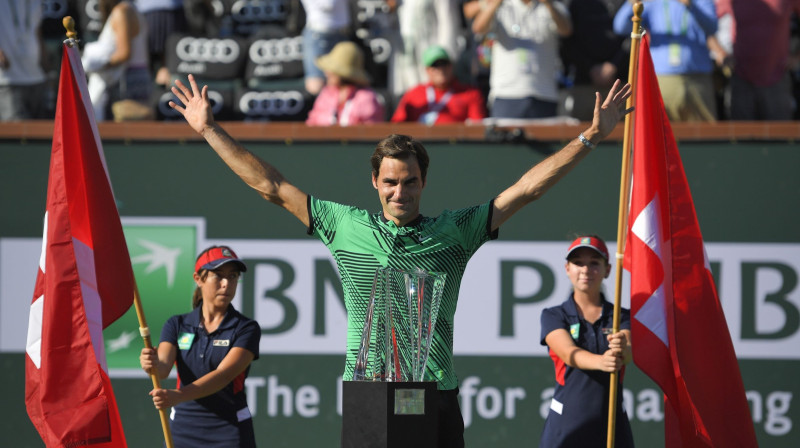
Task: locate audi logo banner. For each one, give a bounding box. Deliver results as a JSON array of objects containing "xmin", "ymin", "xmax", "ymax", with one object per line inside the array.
[
  {"xmin": 156, "ymin": 85, "xmax": 239, "ymax": 121},
  {"xmin": 235, "ymin": 89, "xmax": 312, "ymax": 121},
  {"xmin": 227, "ymin": 0, "xmax": 289, "ymax": 36},
  {"xmin": 166, "ymin": 34, "xmax": 248, "ymax": 80},
  {"xmin": 76, "ymin": 0, "xmax": 103, "ymax": 40},
  {"xmin": 245, "ymin": 35, "xmax": 304, "ymax": 81}
]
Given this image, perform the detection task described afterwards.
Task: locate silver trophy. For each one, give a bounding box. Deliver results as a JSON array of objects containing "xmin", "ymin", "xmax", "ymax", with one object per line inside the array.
[{"xmin": 353, "ymin": 267, "xmax": 446, "ymax": 382}]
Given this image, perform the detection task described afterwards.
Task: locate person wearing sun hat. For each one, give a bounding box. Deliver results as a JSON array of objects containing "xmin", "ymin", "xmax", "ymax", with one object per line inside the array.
[
  {"xmin": 391, "ymin": 45, "xmax": 486, "ymax": 124},
  {"xmin": 139, "ymin": 245, "xmax": 260, "ymax": 447},
  {"xmin": 297, "ymin": 0, "xmax": 352, "ymax": 96},
  {"xmin": 306, "ymin": 41, "xmax": 385, "ymax": 126},
  {"xmin": 539, "ymin": 235, "xmax": 634, "ymax": 447}
]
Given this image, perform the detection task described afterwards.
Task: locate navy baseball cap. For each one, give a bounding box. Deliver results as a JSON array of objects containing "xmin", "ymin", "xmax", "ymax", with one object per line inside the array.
[
  {"xmin": 195, "ymin": 246, "xmax": 247, "ymax": 273},
  {"xmin": 566, "ymin": 236, "xmax": 609, "ymax": 261}
]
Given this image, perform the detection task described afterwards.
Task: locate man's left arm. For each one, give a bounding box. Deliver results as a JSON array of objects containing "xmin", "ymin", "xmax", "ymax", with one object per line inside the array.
[{"xmin": 490, "ymin": 80, "xmax": 632, "ymax": 231}]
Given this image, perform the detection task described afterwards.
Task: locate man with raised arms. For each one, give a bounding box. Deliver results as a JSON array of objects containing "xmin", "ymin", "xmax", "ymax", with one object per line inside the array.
[{"xmin": 168, "ymin": 74, "xmax": 632, "ymax": 447}]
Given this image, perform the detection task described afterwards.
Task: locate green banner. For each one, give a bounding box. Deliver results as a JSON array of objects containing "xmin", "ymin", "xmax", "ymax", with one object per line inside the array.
[{"xmin": 105, "ymin": 222, "xmax": 199, "ymax": 370}]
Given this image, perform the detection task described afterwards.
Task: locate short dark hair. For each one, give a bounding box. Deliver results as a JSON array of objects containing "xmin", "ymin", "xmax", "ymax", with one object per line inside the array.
[{"xmin": 371, "ymin": 134, "xmax": 430, "ymax": 183}]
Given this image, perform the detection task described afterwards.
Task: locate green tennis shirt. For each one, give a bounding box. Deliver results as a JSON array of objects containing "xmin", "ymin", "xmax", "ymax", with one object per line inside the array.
[{"xmin": 308, "ymin": 196, "xmax": 498, "ymax": 390}]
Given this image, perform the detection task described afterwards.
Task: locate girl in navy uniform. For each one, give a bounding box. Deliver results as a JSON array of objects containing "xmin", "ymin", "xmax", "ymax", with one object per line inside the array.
[
  {"xmin": 140, "ymin": 246, "xmax": 260, "ymax": 447},
  {"xmin": 539, "ymin": 235, "xmax": 635, "ymax": 447}
]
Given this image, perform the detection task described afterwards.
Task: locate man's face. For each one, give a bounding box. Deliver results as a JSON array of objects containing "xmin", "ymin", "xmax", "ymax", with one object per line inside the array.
[
  {"xmin": 372, "ymin": 156, "xmax": 425, "ymax": 226},
  {"xmin": 426, "ymin": 60, "xmax": 453, "ymax": 89}
]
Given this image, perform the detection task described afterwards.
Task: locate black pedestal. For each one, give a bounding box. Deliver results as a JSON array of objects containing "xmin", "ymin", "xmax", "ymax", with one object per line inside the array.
[{"xmin": 341, "ymin": 381, "xmax": 439, "ymax": 448}]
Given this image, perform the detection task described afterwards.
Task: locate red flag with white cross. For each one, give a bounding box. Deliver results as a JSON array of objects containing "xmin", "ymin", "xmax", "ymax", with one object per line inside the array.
[{"xmin": 25, "ymin": 41, "xmax": 132, "ymax": 447}]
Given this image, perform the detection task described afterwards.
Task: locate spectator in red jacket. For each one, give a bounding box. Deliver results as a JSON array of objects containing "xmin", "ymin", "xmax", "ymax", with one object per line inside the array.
[{"xmin": 391, "ymin": 45, "xmax": 487, "ymax": 124}]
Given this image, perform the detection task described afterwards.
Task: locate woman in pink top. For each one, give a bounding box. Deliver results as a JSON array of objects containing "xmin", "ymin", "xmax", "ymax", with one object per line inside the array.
[{"xmin": 306, "ymin": 42, "xmax": 385, "ymax": 126}]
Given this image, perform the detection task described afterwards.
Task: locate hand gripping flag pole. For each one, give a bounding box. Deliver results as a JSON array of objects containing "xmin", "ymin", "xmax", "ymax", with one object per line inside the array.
[{"xmin": 132, "ymin": 284, "xmax": 175, "ymax": 448}]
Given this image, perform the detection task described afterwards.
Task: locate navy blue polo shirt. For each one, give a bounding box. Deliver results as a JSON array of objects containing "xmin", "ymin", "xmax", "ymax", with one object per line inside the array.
[
  {"xmin": 161, "ymin": 305, "xmax": 260, "ymax": 447},
  {"xmin": 539, "ymin": 295, "xmax": 635, "ymax": 447}
]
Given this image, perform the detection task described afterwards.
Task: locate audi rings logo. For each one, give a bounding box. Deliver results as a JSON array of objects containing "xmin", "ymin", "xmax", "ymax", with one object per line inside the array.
[
  {"xmin": 369, "ymin": 38, "xmax": 391, "ymax": 64},
  {"xmin": 176, "ymin": 37, "xmax": 241, "ymax": 64},
  {"xmin": 84, "ymin": 0, "xmax": 101, "ymax": 19},
  {"xmin": 43, "ymin": 0, "xmax": 68, "ymax": 18},
  {"xmin": 356, "ymin": 0, "xmax": 390, "ymax": 22},
  {"xmin": 211, "ymin": 0, "xmax": 224, "ymax": 17},
  {"xmin": 231, "ymin": 0, "xmax": 288, "ymax": 22},
  {"xmin": 239, "ymin": 91, "xmax": 305, "ymax": 117},
  {"xmin": 159, "ymin": 90, "xmax": 224, "ymax": 117},
  {"xmin": 249, "ymin": 37, "xmax": 303, "ymax": 64},
  {"xmin": 83, "ymin": 0, "xmax": 102, "ymax": 31}
]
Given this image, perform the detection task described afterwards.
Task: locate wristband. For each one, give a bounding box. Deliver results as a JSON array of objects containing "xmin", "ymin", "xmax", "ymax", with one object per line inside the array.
[{"xmin": 578, "ymin": 132, "xmax": 596, "ymax": 149}]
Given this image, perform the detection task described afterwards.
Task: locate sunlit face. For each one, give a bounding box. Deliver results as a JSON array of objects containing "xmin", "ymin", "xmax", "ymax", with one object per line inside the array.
[
  {"xmin": 372, "ymin": 156, "xmax": 425, "ymax": 226},
  {"xmin": 325, "ymin": 72, "xmax": 342, "ymax": 88},
  {"xmin": 426, "ymin": 60, "xmax": 453, "ymax": 88},
  {"xmin": 565, "ymin": 248, "xmax": 611, "ymax": 295},
  {"xmin": 194, "ymin": 264, "xmax": 240, "ymax": 307}
]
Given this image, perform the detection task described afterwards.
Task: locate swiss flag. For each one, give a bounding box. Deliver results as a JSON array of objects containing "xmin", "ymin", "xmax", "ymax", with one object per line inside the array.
[
  {"xmin": 25, "ymin": 42, "xmax": 133, "ymax": 447},
  {"xmin": 624, "ymin": 35, "xmax": 758, "ymax": 447}
]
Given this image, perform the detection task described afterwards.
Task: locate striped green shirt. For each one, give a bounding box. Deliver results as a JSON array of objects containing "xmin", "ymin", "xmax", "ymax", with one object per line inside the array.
[{"xmin": 308, "ymin": 196, "xmax": 497, "ymax": 390}]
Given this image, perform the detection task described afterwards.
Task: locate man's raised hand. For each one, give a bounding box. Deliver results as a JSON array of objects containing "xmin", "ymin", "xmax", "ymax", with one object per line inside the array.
[
  {"xmin": 169, "ymin": 74, "xmax": 215, "ymax": 135},
  {"xmin": 593, "ymin": 79, "xmax": 634, "ymax": 140}
]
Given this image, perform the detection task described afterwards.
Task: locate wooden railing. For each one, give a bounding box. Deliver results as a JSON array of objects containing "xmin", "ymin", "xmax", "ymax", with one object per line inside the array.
[{"xmin": 2, "ymin": 120, "xmax": 799, "ymax": 143}]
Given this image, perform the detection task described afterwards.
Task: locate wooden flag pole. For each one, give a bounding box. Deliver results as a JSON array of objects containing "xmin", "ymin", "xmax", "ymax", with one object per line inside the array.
[
  {"xmin": 608, "ymin": 3, "xmax": 644, "ymax": 448},
  {"xmin": 133, "ymin": 284, "xmax": 176, "ymax": 448},
  {"xmin": 61, "ymin": 17, "xmax": 174, "ymax": 448}
]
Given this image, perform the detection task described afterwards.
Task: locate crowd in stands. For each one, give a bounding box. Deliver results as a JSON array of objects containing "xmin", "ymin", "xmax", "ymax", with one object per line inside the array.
[{"xmin": 2, "ymin": 0, "xmax": 800, "ymax": 123}]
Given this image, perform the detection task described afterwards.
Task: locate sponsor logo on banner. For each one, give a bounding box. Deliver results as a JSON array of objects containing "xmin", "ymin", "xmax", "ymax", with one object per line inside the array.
[
  {"xmin": 43, "ymin": 0, "xmax": 69, "ymax": 18},
  {"xmin": 231, "ymin": 0, "xmax": 288, "ymax": 34},
  {"xmin": 82, "ymin": 0, "xmax": 103, "ymax": 33},
  {"xmin": 103, "ymin": 219, "xmax": 202, "ymax": 370},
  {"xmin": 2, "ymin": 220, "xmax": 799, "ymax": 364},
  {"xmin": 168, "ymin": 34, "xmax": 247, "ymax": 79},
  {"xmin": 355, "ymin": 0, "xmax": 390, "ymax": 22},
  {"xmin": 177, "ymin": 37, "xmax": 242, "ymax": 64},
  {"xmin": 367, "ymin": 38, "xmax": 391, "ymax": 64},
  {"xmin": 248, "ymin": 37, "xmax": 303, "ymax": 65},
  {"xmin": 238, "ymin": 91, "xmax": 305, "ymax": 117},
  {"xmin": 246, "ymin": 36, "xmax": 304, "ymax": 80},
  {"xmin": 158, "ymin": 90, "xmax": 225, "ymax": 119}
]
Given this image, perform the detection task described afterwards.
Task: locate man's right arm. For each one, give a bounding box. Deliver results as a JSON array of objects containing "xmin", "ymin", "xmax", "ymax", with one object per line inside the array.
[{"xmin": 170, "ymin": 75, "xmax": 310, "ymax": 227}]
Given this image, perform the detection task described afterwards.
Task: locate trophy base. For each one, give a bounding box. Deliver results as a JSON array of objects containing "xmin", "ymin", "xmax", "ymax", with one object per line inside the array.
[{"xmin": 341, "ymin": 381, "xmax": 439, "ymax": 448}]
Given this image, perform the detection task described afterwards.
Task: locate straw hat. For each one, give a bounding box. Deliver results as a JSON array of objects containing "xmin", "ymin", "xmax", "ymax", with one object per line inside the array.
[{"xmin": 315, "ymin": 41, "xmax": 370, "ymax": 86}]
